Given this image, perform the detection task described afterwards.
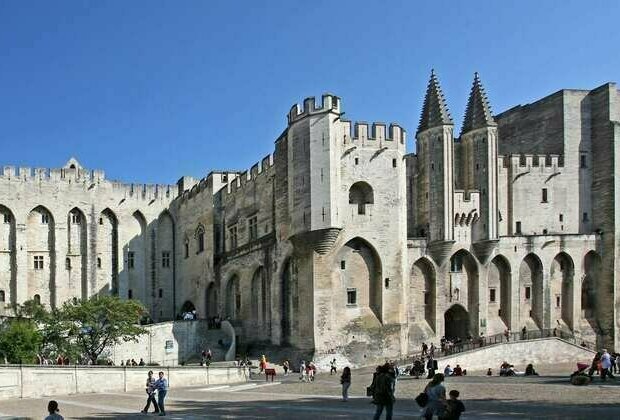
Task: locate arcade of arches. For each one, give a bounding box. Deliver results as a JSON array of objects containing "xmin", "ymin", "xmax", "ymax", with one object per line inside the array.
[{"xmin": 411, "ymin": 250, "xmax": 603, "ymax": 342}]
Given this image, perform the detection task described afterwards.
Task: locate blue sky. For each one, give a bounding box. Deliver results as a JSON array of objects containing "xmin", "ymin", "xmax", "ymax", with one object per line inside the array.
[{"xmin": 1, "ymin": 1, "xmax": 618, "ymax": 184}]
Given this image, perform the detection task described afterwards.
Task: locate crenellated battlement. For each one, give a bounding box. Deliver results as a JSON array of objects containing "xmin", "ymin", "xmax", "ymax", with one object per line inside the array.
[
  {"xmin": 454, "ymin": 189, "xmax": 480, "ymax": 226},
  {"xmin": 0, "ymin": 164, "xmax": 175, "ymax": 200},
  {"xmin": 288, "ymin": 93, "xmax": 341, "ymax": 124},
  {"xmin": 1, "ymin": 165, "xmax": 106, "ymax": 182},
  {"xmin": 175, "ymin": 154, "xmax": 276, "ymax": 207},
  {"xmin": 111, "ymin": 182, "xmax": 175, "ymax": 200},
  {"xmin": 499, "ymin": 154, "xmax": 564, "ymax": 170},
  {"xmin": 341, "ymin": 121, "xmax": 406, "ymax": 149},
  {"xmin": 220, "ymin": 154, "xmax": 275, "ymax": 201}
]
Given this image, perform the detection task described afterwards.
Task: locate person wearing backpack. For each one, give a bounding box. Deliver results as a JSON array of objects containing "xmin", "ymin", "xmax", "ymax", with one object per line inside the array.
[
  {"xmin": 422, "ymin": 373, "xmax": 446, "ymax": 419},
  {"xmin": 371, "ymin": 363, "xmax": 395, "ymax": 420}
]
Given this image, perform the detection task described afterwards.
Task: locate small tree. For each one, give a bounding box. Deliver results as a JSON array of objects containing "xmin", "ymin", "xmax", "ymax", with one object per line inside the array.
[
  {"xmin": 62, "ymin": 296, "xmax": 147, "ymax": 363},
  {"xmin": 0, "ymin": 318, "xmax": 42, "ymax": 364},
  {"xmin": 10, "ymin": 299, "xmax": 76, "ymax": 362}
]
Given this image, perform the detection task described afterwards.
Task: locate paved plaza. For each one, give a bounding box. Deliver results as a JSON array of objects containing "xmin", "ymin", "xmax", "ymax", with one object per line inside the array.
[{"xmin": 1, "ymin": 363, "xmax": 619, "ymax": 419}]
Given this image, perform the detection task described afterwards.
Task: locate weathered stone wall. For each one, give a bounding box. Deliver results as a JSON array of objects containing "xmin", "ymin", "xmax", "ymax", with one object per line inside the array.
[
  {"xmin": 108, "ymin": 320, "xmax": 233, "ymax": 366},
  {"xmin": 0, "ymin": 159, "xmax": 175, "ymax": 320},
  {"xmin": 496, "ymin": 90, "xmax": 565, "ymax": 155}
]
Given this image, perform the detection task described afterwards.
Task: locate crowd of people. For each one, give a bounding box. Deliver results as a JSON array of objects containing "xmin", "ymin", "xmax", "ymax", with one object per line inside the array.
[
  {"xmin": 180, "ymin": 309, "xmax": 198, "ymax": 320},
  {"xmin": 39, "ymin": 342, "xmax": 617, "ymax": 419},
  {"xmin": 571, "ymin": 348, "xmax": 619, "ymax": 384}
]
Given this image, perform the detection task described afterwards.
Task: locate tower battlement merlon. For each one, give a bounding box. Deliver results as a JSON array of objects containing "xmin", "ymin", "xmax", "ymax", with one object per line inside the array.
[
  {"xmin": 219, "ymin": 154, "xmax": 275, "ymax": 202},
  {"xmin": 344, "ymin": 121, "xmax": 406, "ymax": 149},
  {"xmin": 287, "ymin": 93, "xmax": 341, "ymax": 124},
  {"xmin": 1, "ymin": 164, "xmax": 105, "ymax": 182},
  {"xmin": 112, "ymin": 182, "xmax": 176, "ymax": 200},
  {"xmin": 507, "ymin": 154, "xmax": 564, "ymax": 170}
]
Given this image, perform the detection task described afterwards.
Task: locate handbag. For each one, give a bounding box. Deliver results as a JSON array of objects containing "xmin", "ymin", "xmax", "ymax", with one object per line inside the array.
[
  {"xmin": 415, "ymin": 392, "xmax": 429, "ymax": 407},
  {"xmin": 366, "ymin": 386, "xmax": 373, "ymax": 397}
]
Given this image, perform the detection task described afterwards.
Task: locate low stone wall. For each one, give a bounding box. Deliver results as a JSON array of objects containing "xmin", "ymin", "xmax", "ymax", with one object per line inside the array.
[
  {"xmin": 0, "ymin": 365, "xmax": 248, "ymax": 400},
  {"xmin": 437, "ymin": 338, "xmax": 596, "ymax": 371}
]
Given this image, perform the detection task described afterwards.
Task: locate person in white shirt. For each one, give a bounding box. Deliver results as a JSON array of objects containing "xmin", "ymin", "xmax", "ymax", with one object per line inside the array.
[{"xmin": 600, "ymin": 349, "xmax": 614, "ymax": 381}]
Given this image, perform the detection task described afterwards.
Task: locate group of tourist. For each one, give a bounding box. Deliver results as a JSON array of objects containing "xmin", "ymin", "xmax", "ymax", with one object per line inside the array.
[
  {"xmin": 587, "ymin": 349, "xmax": 617, "ymax": 380},
  {"xmin": 42, "ymin": 371, "xmax": 169, "ymax": 419},
  {"xmin": 37, "ymin": 354, "xmax": 71, "ymax": 365},
  {"xmin": 181, "ymin": 309, "xmax": 198, "ymax": 320},
  {"xmin": 443, "ymin": 364, "xmax": 467, "ymax": 376},
  {"xmin": 120, "ymin": 358, "xmax": 146, "ymax": 367},
  {"xmin": 365, "ymin": 363, "xmax": 465, "ymax": 420},
  {"xmin": 299, "ymin": 360, "xmax": 317, "ymax": 381},
  {"xmin": 497, "ymin": 361, "xmax": 538, "ymax": 376},
  {"xmin": 140, "ymin": 370, "xmax": 169, "ymax": 416}
]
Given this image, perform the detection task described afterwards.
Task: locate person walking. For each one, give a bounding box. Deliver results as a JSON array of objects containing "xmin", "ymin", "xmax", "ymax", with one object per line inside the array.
[
  {"xmin": 521, "ymin": 326, "xmax": 527, "ymax": 340},
  {"xmin": 44, "ymin": 400, "xmax": 64, "ymax": 420},
  {"xmin": 422, "ymin": 342, "xmax": 428, "ymax": 356},
  {"xmin": 422, "ymin": 373, "xmax": 446, "ymax": 420},
  {"xmin": 341, "ymin": 366, "xmax": 351, "ymax": 402},
  {"xmin": 154, "ymin": 371, "xmax": 168, "ymax": 416},
  {"xmin": 141, "ymin": 370, "xmax": 159, "ymax": 414},
  {"xmin": 429, "ymin": 343, "xmax": 436, "ymax": 358},
  {"xmin": 299, "ymin": 360, "xmax": 307, "ymax": 382},
  {"xmin": 426, "ymin": 357, "xmax": 436, "ymax": 379},
  {"xmin": 283, "ymin": 359, "xmax": 289, "ymax": 375},
  {"xmin": 600, "ymin": 349, "xmax": 615, "ymax": 381},
  {"xmin": 330, "ymin": 358, "xmax": 337, "ymax": 375},
  {"xmin": 371, "ymin": 363, "xmax": 395, "ymax": 420}
]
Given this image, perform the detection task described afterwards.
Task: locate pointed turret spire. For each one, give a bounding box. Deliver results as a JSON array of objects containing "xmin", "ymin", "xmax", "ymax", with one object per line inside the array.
[
  {"xmin": 417, "ymin": 69, "xmax": 453, "ymax": 135},
  {"xmin": 461, "ymin": 72, "xmax": 496, "ymax": 135}
]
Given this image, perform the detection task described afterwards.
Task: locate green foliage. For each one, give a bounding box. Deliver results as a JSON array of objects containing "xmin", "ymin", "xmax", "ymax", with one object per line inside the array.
[
  {"xmin": 1, "ymin": 296, "xmax": 147, "ymax": 364},
  {"xmin": 0, "ymin": 318, "xmax": 42, "ymax": 364},
  {"xmin": 62, "ymin": 296, "xmax": 147, "ymax": 363}
]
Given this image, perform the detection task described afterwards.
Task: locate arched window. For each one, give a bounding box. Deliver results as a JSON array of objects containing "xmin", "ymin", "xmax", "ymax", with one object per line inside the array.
[
  {"xmin": 128, "ymin": 289, "xmax": 133, "ymax": 299},
  {"xmin": 65, "ymin": 257, "xmax": 72, "ymax": 270},
  {"xmin": 97, "ymin": 257, "xmax": 102, "ymax": 268},
  {"xmin": 0, "ymin": 290, "xmax": 5, "ymax": 302},
  {"xmin": 34, "ymin": 294, "xmax": 41, "ymax": 305},
  {"xmin": 349, "ymin": 182, "xmax": 374, "ymax": 215},
  {"xmin": 195, "ymin": 225, "xmax": 205, "ymax": 253}
]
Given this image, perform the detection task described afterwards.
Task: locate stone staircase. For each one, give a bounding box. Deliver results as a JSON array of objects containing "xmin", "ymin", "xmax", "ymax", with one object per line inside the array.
[
  {"xmin": 182, "ymin": 326, "xmax": 231, "ymax": 364},
  {"xmin": 433, "ymin": 337, "xmax": 596, "ymax": 371}
]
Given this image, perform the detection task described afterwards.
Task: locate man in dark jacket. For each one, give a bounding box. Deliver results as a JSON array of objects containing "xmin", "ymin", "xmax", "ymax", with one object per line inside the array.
[{"xmin": 371, "ymin": 363, "xmax": 395, "ymax": 420}]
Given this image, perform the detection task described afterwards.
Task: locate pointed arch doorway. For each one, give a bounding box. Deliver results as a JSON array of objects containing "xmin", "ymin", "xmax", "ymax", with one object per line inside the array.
[{"xmin": 445, "ymin": 304, "xmax": 470, "ymax": 339}]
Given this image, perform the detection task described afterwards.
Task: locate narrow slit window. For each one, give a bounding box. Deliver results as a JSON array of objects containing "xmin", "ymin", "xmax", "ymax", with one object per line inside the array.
[{"xmin": 346, "ymin": 288, "xmax": 357, "ymax": 306}]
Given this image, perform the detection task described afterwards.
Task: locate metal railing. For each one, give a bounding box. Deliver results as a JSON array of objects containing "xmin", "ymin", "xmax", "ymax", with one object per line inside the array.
[{"xmin": 410, "ymin": 329, "xmax": 597, "ymax": 360}]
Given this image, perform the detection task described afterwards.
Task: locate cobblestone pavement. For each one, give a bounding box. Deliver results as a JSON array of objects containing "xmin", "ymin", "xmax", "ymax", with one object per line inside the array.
[{"xmin": 1, "ymin": 363, "xmax": 619, "ymax": 419}]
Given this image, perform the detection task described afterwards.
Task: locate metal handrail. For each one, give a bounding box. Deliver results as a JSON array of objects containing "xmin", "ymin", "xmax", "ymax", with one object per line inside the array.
[{"xmin": 409, "ymin": 329, "xmax": 597, "ymax": 360}]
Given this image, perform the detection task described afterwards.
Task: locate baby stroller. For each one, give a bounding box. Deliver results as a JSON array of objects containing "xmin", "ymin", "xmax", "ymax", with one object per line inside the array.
[{"xmin": 570, "ymin": 362, "xmax": 591, "ymax": 386}]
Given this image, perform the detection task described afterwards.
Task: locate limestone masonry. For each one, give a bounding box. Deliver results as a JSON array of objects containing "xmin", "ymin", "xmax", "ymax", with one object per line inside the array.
[{"xmin": 0, "ymin": 72, "xmax": 617, "ymax": 362}]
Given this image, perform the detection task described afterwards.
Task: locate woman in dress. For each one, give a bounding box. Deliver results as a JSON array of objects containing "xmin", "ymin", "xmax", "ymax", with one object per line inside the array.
[{"xmin": 422, "ymin": 373, "xmax": 446, "ymax": 419}]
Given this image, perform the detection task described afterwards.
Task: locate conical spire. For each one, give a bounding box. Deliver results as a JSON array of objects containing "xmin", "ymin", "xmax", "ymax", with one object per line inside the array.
[
  {"xmin": 461, "ymin": 72, "xmax": 496, "ymax": 135},
  {"xmin": 417, "ymin": 69, "xmax": 453, "ymax": 135}
]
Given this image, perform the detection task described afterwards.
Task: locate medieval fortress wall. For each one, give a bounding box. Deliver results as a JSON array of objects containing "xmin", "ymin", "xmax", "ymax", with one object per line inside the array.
[{"xmin": 1, "ymin": 74, "xmax": 619, "ymax": 362}]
